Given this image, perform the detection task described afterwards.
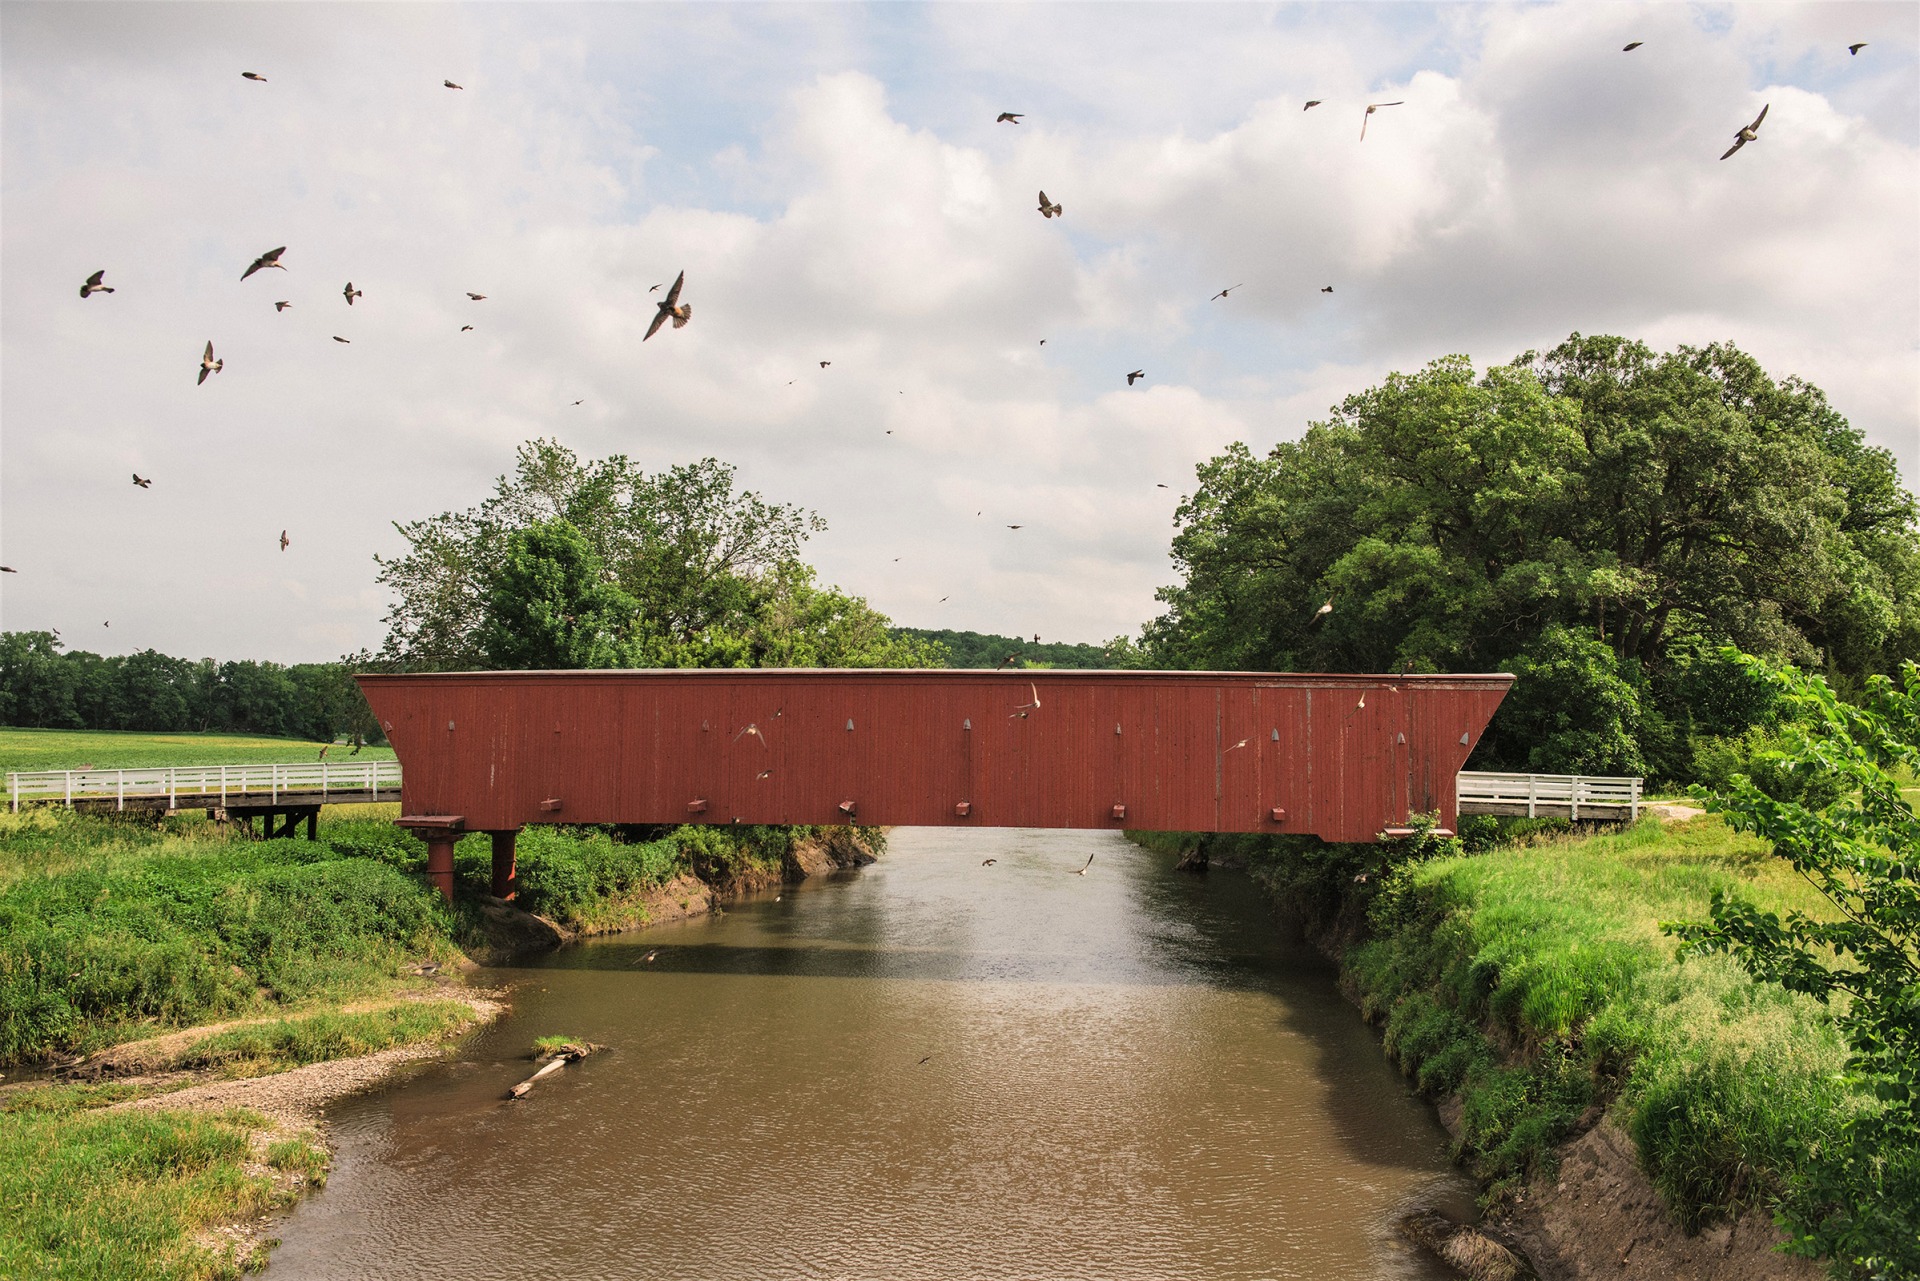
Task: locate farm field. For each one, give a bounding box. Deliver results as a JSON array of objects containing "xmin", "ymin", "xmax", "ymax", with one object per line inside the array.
[{"xmin": 0, "ymin": 728, "xmax": 395, "ymax": 774}]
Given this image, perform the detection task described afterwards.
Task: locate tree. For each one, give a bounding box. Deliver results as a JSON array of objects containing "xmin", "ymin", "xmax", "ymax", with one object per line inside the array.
[
  {"xmin": 377, "ymin": 439, "xmax": 938, "ymax": 672},
  {"xmin": 478, "ymin": 520, "xmax": 638, "ymax": 669},
  {"xmin": 1138, "ymin": 336, "xmax": 1920, "ymax": 777},
  {"xmin": 1667, "ymin": 656, "xmax": 1919, "ymax": 1275},
  {"xmin": 0, "ymin": 632, "xmax": 79, "ymax": 728}
]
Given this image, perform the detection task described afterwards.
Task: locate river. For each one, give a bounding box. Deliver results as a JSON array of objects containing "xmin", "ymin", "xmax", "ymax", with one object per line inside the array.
[{"xmin": 267, "ymin": 828, "xmax": 1472, "ymax": 1279}]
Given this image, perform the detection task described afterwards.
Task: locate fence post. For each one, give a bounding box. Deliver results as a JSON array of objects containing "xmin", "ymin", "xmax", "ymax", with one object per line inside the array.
[
  {"xmin": 272, "ymin": 765, "xmax": 279, "ymax": 805},
  {"xmin": 169, "ymin": 768, "xmax": 176, "ymax": 810},
  {"xmin": 117, "ymin": 771, "xmax": 125, "ymax": 812},
  {"xmin": 8, "ymin": 773, "xmax": 15, "ymax": 814},
  {"xmin": 1571, "ymin": 776, "xmax": 1581, "ymax": 822},
  {"xmin": 1631, "ymin": 778, "xmax": 1641, "ymax": 822},
  {"xmin": 1527, "ymin": 775, "xmax": 1537, "ymax": 819}
]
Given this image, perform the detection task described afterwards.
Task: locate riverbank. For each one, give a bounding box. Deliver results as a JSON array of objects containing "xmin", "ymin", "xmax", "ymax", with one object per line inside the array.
[
  {"xmin": 1138, "ymin": 815, "xmax": 1861, "ymax": 1281},
  {"xmin": 0, "ymin": 804, "xmax": 880, "ymax": 1279}
]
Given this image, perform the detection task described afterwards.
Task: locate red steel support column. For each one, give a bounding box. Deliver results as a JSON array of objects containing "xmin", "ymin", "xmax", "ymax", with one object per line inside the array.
[
  {"xmin": 490, "ymin": 830, "xmax": 518, "ymax": 900},
  {"xmin": 425, "ymin": 836, "xmax": 457, "ymax": 902}
]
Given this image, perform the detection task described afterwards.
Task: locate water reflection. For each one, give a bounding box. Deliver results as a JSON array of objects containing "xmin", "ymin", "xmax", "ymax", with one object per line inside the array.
[{"xmin": 268, "ymin": 829, "xmax": 1469, "ymax": 1280}]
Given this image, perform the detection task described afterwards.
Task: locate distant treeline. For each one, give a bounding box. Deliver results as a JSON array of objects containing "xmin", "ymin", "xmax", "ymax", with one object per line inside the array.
[
  {"xmin": 890, "ymin": 628, "xmax": 1111, "ymax": 669},
  {"xmin": 0, "ymin": 633, "xmax": 382, "ymax": 743}
]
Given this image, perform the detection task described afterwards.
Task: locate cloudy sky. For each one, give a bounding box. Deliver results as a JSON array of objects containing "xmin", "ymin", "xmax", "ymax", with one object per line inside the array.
[{"xmin": 2, "ymin": 1, "xmax": 1915, "ymax": 665}]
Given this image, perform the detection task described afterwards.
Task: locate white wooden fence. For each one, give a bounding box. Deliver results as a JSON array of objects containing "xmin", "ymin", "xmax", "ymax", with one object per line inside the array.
[
  {"xmin": 7, "ymin": 760, "xmax": 402, "ymax": 812},
  {"xmin": 1455, "ymin": 771, "xmax": 1641, "ymax": 820}
]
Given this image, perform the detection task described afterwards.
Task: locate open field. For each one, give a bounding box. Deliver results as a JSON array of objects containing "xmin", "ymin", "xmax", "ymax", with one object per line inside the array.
[{"xmin": 0, "ymin": 728, "xmax": 395, "ymax": 774}]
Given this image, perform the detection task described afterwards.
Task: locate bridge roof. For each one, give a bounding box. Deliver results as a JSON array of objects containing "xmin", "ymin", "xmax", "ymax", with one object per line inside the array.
[{"xmin": 358, "ymin": 669, "xmax": 1513, "ymax": 841}]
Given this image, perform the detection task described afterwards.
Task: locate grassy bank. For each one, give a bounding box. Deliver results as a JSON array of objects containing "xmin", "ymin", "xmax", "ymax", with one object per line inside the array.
[
  {"xmin": 1144, "ymin": 815, "xmax": 1881, "ymax": 1271},
  {"xmin": 0, "ymin": 802, "xmax": 877, "ymax": 1277},
  {"xmin": 0, "ymin": 1088, "xmax": 327, "ymax": 1281},
  {"xmin": 0, "ymin": 727, "xmax": 395, "ymax": 773}
]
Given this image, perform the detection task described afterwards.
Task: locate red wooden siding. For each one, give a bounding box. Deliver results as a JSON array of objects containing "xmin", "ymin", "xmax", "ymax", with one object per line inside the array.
[{"xmin": 356, "ymin": 670, "xmax": 1513, "ymax": 842}]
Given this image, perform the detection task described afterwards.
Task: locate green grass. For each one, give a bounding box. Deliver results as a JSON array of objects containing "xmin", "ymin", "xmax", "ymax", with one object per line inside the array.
[
  {"xmin": 1339, "ymin": 815, "xmax": 1862, "ymax": 1221},
  {"xmin": 0, "ymin": 1098, "xmax": 287, "ymax": 1280},
  {"xmin": 0, "ymin": 812, "xmax": 459, "ymax": 1064},
  {"xmin": 172, "ymin": 1003, "xmax": 480, "ymax": 1078},
  {"xmin": 0, "ymin": 727, "xmax": 394, "ymax": 773}
]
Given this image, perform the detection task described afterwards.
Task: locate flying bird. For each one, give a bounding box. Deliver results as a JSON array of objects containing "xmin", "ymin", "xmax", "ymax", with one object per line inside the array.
[
  {"xmin": 242, "ymin": 71, "xmax": 267, "ymax": 81},
  {"xmin": 645, "ymin": 271, "xmax": 690, "ymax": 340},
  {"xmin": 241, "ymin": 246, "xmax": 286, "ymax": 280},
  {"xmin": 1849, "ymin": 42, "xmax": 1867, "ymax": 55},
  {"xmin": 819, "ymin": 361, "xmax": 831, "ymax": 368},
  {"xmin": 466, "ymin": 292, "xmax": 486, "ymax": 300},
  {"xmin": 1037, "ymin": 190, "xmax": 1062, "ymax": 218},
  {"xmin": 444, "ymin": 79, "xmax": 463, "ymax": 89},
  {"xmin": 1013, "ymin": 683, "xmax": 1042, "ymax": 714},
  {"xmin": 1310, "ymin": 598, "xmax": 1333, "ymax": 623},
  {"xmin": 196, "ymin": 341, "xmax": 222, "ymax": 385},
  {"xmin": 1007, "ymin": 524, "xmax": 1023, "ymax": 530},
  {"xmin": 1321, "ymin": 285, "xmax": 1334, "ymax": 293},
  {"xmin": 332, "ymin": 335, "xmax": 350, "ymax": 343},
  {"xmin": 1212, "ymin": 284, "xmax": 1243, "ymax": 300},
  {"xmin": 279, "ymin": 530, "xmax": 289, "ymax": 551},
  {"xmin": 79, "ymin": 270, "xmax": 113, "ymax": 298},
  {"xmin": 274, "ymin": 301, "xmax": 291, "ymax": 311},
  {"xmin": 572, "ymin": 399, "xmax": 583, "ymax": 406},
  {"xmin": 996, "ymin": 112, "xmax": 1023, "ymax": 123},
  {"xmin": 1720, "ymin": 103, "xmax": 1769, "ymax": 159},
  {"xmin": 461, "ymin": 325, "xmax": 473, "ymax": 331},
  {"xmin": 1225, "ymin": 737, "xmax": 1250, "ymax": 752},
  {"xmin": 1622, "ymin": 42, "xmax": 1642, "ymax": 51},
  {"xmin": 343, "ymin": 281, "xmax": 362, "ymax": 305},
  {"xmin": 648, "ymin": 282, "xmax": 663, "ymax": 292},
  {"xmin": 1126, "ymin": 369, "xmax": 1144, "ymax": 385},
  {"xmin": 1303, "ymin": 100, "xmax": 1322, "ymax": 110},
  {"xmin": 734, "ymin": 723, "xmax": 769, "ymax": 747},
  {"xmin": 1361, "ymin": 101, "xmax": 1404, "ymax": 140},
  {"xmin": 0, "ymin": 566, "xmax": 14, "ymax": 573},
  {"xmin": 1071, "ymin": 851, "xmax": 1095, "ymax": 876},
  {"xmin": 643, "ymin": 949, "xmax": 658, "ymax": 964},
  {"xmin": 131, "ymin": 474, "xmax": 151, "ymax": 488},
  {"xmin": 981, "ymin": 858, "xmax": 997, "ymax": 866}
]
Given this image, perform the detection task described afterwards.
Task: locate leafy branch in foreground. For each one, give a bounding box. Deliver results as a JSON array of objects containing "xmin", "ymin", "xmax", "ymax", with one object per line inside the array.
[{"xmin": 1665, "ymin": 654, "xmax": 1919, "ymax": 1278}]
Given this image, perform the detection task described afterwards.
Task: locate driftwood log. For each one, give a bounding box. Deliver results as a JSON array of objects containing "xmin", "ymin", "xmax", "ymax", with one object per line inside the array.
[{"xmin": 505, "ymin": 1042, "xmax": 598, "ymax": 1100}]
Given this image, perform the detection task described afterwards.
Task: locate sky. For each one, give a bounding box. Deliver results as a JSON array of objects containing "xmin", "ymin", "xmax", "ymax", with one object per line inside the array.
[{"xmin": 2, "ymin": 1, "xmax": 1916, "ymax": 665}]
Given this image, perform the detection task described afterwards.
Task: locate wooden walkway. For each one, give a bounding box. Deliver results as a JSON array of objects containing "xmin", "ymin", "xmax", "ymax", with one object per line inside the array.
[
  {"xmin": 1455, "ymin": 771, "xmax": 1641, "ymax": 821},
  {"xmin": 7, "ymin": 761, "xmax": 401, "ymax": 814},
  {"xmin": 9, "ymin": 761, "xmax": 1639, "ymax": 826}
]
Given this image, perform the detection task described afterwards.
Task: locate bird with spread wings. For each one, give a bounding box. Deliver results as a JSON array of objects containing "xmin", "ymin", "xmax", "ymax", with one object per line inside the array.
[{"xmin": 645, "ymin": 272, "xmax": 691, "ymax": 340}]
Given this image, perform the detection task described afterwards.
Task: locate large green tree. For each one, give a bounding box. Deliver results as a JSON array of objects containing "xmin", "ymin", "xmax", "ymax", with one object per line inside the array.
[
  {"xmin": 1139, "ymin": 335, "xmax": 1919, "ymax": 775},
  {"xmin": 376, "ymin": 440, "xmax": 942, "ymax": 672}
]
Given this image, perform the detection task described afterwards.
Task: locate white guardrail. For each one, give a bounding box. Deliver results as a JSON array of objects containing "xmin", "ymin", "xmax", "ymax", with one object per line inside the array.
[
  {"xmin": 7, "ymin": 760, "xmax": 402, "ymax": 812},
  {"xmin": 1456, "ymin": 770, "xmax": 1641, "ymax": 820}
]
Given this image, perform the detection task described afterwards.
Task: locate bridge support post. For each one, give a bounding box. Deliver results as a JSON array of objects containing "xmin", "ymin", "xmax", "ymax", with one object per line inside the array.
[
  {"xmin": 424, "ymin": 837, "xmax": 456, "ymax": 902},
  {"xmin": 489, "ymin": 830, "xmax": 518, "ymax": 901},
  {"xmin": 394, "ymin": 816, "xmax": 467, "ymax": 903}
]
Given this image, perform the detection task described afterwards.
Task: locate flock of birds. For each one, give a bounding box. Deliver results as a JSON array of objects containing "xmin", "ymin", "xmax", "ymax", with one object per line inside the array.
[{"xmin": 1, "ymin": 37, "xmax": 1879, "ymax": 625}]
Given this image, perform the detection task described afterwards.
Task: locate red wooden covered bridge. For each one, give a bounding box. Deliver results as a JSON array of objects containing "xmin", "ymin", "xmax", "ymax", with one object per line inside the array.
[{"xmin": 356, "ymin": 669, "xmax": 1513, "ymax": 900}]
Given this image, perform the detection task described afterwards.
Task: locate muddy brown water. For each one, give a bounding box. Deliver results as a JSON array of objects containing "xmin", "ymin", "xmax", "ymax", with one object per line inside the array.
[{"xmin": 267, "ymin": 829, "xmax": 1472, "ymax": 1279}]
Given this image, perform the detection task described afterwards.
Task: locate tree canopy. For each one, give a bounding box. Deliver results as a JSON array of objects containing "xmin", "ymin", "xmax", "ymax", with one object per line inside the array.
[
  {"xmin": 376, "ymin": 440, "xmax": 942, "ymax": 671},
  {"xmin": 1136, "ymin": 335, "xmax": 1919, "ymax": 778}
]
